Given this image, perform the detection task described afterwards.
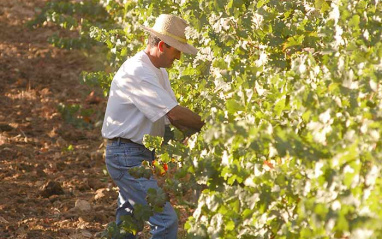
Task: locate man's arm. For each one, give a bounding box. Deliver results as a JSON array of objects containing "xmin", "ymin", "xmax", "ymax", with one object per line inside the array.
[{"xmin": 166, "ymin": 105, "xmax": 204, "ymax": 132}]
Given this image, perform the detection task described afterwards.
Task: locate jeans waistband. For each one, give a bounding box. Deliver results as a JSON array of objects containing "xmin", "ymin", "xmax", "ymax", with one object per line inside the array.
[{"xmin": 107, "ymin": 137, "xmax": 142, "ymax": 146}]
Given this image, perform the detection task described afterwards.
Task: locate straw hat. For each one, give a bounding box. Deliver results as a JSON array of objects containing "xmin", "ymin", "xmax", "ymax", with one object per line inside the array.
[{"xmin": 142, "ymin": 14, "xmax": 198, "ymax": 55}]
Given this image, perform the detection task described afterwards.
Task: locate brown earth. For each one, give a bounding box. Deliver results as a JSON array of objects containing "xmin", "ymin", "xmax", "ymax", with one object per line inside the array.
[
  {"xmin": 0, "ymin": 1, "xmax": 193, "ymax": 238},
  {"xmin": 0, "ymin": 0, "xmax": 117, "ymax": 238}
]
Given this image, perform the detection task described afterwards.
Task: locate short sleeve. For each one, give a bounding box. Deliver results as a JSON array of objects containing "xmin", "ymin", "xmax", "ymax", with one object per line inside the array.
[{"xmin": 115, "ymin": 72, "xmax": 178, "ymax": 122}]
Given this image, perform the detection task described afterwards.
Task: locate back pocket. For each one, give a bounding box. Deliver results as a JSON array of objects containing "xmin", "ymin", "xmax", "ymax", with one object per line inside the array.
[{"xmin": 119, "ymin": 149, "xmax": 145, "ymax": 168}]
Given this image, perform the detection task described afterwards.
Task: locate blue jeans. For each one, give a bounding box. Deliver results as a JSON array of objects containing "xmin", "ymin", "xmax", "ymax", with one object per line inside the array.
[{"xmin": 105, "ymin": 140, "xmax": 178, "ymax": 239}]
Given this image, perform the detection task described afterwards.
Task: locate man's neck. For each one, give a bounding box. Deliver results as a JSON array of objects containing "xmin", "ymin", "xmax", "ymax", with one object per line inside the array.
[{"xmin": 144, "ymin": 46, "xmax": 161, "ymax": 68}]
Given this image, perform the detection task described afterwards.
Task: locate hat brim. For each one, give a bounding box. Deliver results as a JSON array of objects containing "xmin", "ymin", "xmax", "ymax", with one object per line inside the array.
[{"xmin": 141, "ymin": 26, "xmax": 198, "ymax": 55}]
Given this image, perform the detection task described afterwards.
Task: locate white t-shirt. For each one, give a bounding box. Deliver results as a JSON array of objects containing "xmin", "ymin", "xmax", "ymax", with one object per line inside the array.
[{"xmin": 101, "ymin": 51, "xmax": 178, "ymax": 144}]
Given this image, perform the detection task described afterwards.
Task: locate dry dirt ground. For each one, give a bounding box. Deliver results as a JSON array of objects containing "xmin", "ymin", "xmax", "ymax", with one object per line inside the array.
[{"xmin": 0, "ymin": 0, "xmax": 120, "ymax": 238}]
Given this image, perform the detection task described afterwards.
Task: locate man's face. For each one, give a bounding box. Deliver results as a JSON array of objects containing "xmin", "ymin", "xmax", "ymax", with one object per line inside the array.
[{"xmin": 159, "ymin": 42, "xmax": 181, "ymax": 68}]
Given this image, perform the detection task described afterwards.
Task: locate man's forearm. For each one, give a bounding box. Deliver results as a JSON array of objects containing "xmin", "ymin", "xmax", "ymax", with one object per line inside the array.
[
  {"xmin": 170, "ymin": 120, "xmax": 200, "ymax": 136},
  {"xmin": 167, "ymin": 105, "xmax": 204, "ymax": 131}
]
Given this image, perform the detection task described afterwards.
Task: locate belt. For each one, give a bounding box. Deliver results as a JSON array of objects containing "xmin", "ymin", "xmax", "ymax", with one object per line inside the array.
[{"xmin": 107, "ymin": 137, "xmax": 139, "ymax": 145}]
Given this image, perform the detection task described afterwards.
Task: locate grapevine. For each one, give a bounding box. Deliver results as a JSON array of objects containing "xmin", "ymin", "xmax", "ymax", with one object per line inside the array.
[{"xmin": 32, "ymin": 0, "xmax": 382, "ymax": 238}]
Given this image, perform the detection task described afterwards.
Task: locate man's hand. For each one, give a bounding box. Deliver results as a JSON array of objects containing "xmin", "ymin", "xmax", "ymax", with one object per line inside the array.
[
  {"xmin": 181, "ymin": 127, "xmax": 199, "ymax": 145},
  {"xmin": 166, "ymin": 105, "xmax": 204, "ymax": 132}
]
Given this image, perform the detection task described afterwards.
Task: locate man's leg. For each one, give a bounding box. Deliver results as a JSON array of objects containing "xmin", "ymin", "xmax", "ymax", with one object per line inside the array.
[
  {"xmin": 148, "ymin": 201, "xmax": 178, "ymax": 239},
  {"xmin": 105, "ymin": 141, "xmax": 178, "ymax": 238},
  {"xmin": 114, "ymin": 174, "xmax": 178, "ymax": 239},
  {"xmin": 114, "ymin": 193, "xmax": 136, "ymax": 239}
]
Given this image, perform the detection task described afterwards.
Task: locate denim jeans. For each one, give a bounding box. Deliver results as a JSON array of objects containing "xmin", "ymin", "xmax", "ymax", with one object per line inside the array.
[{"xmin": 105, "ymin": 140, "xmax": 178, "ymax": 239}]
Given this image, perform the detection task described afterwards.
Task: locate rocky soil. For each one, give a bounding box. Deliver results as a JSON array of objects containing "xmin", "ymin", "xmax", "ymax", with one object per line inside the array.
[{"xmin": 0, "ymin": 0, "xmax": 117, "ymax": 238}]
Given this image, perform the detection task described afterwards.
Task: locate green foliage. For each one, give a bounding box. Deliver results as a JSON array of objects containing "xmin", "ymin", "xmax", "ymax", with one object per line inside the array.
[
  {"xmin": 101, "ymin": 204, "xmax": 153, "ymax": 238},
  {"xmin": 143, "ymin": 135, "xmax": 164, "ymax": 151},
  {"xmin": 57, "ymin": 103, "xmax": 93, "ymax": 128},
  {"xmin": 28, "ymin": 0, "xmax": 111, "ymax": 50},
  {"xmin": 146, "ymin": 187, "xmax": 169, "ymax": 212},
  {"xmin": 128, "ymin": 164, "xmax": 153, "ymax": 180},
  {"xmin": 81, "ymin": 71, "xmax": 113, "ymax": 96},
  {"xmin": 35, "ymin": 0, "xmax": 382, "ymax": 238}
]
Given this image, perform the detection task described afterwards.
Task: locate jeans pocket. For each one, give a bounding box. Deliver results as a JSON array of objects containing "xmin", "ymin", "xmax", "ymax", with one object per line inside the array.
[
  {"xmin": 121, "ymin": 153, "xmax": 144, "ymax": 168},
  {"xmin": 106, "ymin": 151, "xmax": 146, "ymax": 180},
  {"xmin": 106, "ymin": 153, "xmax": 124, "ymax": 180}
]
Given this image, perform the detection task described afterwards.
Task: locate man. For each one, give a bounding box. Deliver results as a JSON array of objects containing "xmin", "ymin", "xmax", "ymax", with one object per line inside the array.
[{"xmin": 102, "ymin": 14, "xmax": 204, "ymax": 238}]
